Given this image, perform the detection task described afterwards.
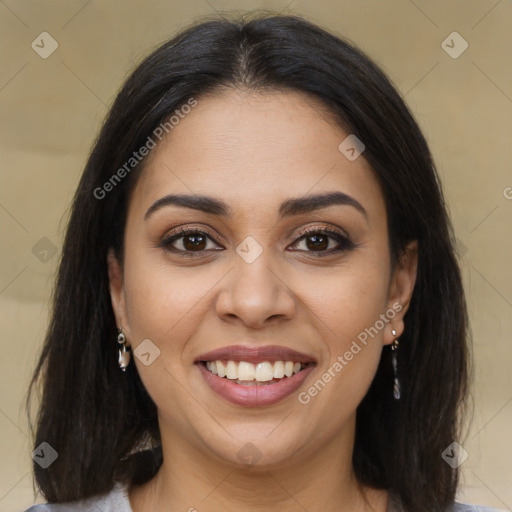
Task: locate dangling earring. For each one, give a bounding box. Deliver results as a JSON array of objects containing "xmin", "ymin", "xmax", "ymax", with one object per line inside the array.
[
  {"xmin": 391, "ymin": 329, "xmax": 401, "ymax": 400},
  {"xmin": 117, "ymin": 327, "xmax": 131, "ymax": 372}
]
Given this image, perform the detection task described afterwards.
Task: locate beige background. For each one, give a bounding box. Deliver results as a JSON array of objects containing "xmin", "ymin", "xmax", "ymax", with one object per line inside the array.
[{"xmin": 1, "ymin": 1, "xmax": 511, "ymax": 510}]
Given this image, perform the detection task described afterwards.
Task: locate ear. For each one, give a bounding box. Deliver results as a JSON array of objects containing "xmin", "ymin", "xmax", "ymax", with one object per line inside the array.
[
  {"xmin": 107, "ymin": 248, "xmax": 130, "ymax": 345},
  {"xmin": 383, "ymin": 240, "xmax": 418, "ymax": 346}
]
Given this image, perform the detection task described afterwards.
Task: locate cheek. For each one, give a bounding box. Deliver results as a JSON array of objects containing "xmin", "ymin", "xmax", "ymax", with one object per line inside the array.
[
  {"xmin": 121, "ymin": 251, "xmax": 217, "ymax": 415},
  {"xmin": 307, "ymin": 258, "xmax": 391, "ymax": 342},
  {"xmin": 298, "ymin": 274, "xmax": 388, "ymax": 429},
  {"xmin": 301, "ymin": 257, "xmax": 390, "ymax": 405},
  {"xmin": 123, "ymin": 255, "xmax": 218, "ymax": 346},
  {"xmin": 122, "ymin": 234, "xmax": 391, "ymax": 349}
]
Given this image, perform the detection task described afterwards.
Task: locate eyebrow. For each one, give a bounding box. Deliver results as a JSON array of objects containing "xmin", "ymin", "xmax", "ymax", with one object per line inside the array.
[{"xmin": 144, "ymin": 191, "xmax": 367, "ymax": 221}]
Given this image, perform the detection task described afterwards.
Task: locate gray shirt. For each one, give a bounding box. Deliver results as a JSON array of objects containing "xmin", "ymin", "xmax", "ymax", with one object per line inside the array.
[{"xmin": 22, "ymin": 481, "xmax": 507, "ymax": 512}]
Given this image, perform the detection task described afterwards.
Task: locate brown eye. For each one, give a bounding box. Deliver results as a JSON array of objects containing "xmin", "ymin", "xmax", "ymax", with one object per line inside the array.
[
  {"xmin": 304, "ymin": 233, "xmax": 329, "ymax": 251},
  {"xmin": 160, "ymin": 228, "xmax": 223, "ymax": 257},
  {"xmin": 181, "ymin": 232, "xmax": 207, "ymax": 251},
  {"xmin": 159, "ymin": 226, "xmax": 355, "ymax": 258},
  {"xmin": 290, "ymin": 227, "xmax": 355, "ymax": 256}
]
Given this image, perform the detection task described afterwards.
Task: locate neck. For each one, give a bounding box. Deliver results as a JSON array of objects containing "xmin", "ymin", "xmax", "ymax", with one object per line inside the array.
[{"xmin": 129, "ymin": 419, "xmax": 389, "ymax": 512}]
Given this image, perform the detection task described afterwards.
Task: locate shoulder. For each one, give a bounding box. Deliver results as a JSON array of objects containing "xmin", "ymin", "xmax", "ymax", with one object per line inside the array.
[
  {"xmin": 452, "ymin": 502, "xmax": 508, "ymax": 512},
  {"xmin": 21, "ymin": 481, "xmax": 132, "ymax": 512}
]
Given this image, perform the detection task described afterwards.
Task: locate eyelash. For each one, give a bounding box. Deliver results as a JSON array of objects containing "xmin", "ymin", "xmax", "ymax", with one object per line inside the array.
[{"xmin": 158, "ymin": 225, "xmax": 356, "ymax": 258}]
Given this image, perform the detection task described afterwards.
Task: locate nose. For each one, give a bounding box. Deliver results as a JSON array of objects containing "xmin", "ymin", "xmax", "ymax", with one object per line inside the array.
[{"xmin": 215, "ymin": 249, "xmax": 296, "ymax": 329}]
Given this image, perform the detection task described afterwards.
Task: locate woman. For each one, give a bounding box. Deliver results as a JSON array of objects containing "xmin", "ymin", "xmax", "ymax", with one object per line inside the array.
[{"xmin": 24, "ymin": 13, "xmax": 503, "ymax": 512}]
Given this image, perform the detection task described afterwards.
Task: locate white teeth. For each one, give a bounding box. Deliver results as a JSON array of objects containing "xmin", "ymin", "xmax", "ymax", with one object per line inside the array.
[
  {"xmin": 255, "ymin": 362, "xmax": 274, "ymax": 382},
  {"xmin": 273, "ymin": 360, "xmax": 285, "ymax": 378},
  {"xmin": 206, "ymin": 360, "xmax": 307, "ymax": 382},
  {"xmin": 226, "ymin": 360, "xmax": 237, "ymax": 380},
  {"xmin": 238, "ymin": 361, "xmax": 255, "ymax": 380},
  {"xmin": 284, "ymin": 361, "xmax": 294, "ymax": 377},
  {"xmin": 217, "ymin": 361, "xmax": 226, "ymax": 378}
]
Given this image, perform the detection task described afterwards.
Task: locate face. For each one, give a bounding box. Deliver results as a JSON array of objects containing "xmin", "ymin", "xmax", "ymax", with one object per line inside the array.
[{"xmin": 108, "ymin": 88, "xmax": 417, "ymax": 470}]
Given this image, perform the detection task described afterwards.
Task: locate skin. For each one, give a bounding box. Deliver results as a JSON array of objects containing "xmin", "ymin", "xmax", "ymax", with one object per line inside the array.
[{"xmin": 108, "ymin": 88, "xmax": 418, "ymax": 512}]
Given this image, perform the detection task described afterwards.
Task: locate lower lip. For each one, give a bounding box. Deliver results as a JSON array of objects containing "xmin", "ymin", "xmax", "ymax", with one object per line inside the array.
[{"xmin": 196, "ymin": 362, "xmax": 316, "ymax": 407}]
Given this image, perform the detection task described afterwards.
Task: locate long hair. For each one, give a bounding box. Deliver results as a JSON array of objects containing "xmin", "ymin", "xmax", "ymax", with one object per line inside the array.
[{"xmin": 26, "ymin": 12, "xmax": 469, "ymax": 512}]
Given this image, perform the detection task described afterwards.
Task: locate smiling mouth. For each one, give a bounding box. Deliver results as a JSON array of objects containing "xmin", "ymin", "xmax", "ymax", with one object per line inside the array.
[{"xmin": 199, "ymin": 360, "xmax": 314, "ymax": 386}]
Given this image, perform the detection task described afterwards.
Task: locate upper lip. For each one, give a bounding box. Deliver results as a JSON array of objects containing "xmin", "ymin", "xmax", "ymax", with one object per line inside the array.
[{"xmin": 195, "ymin": 345, "xmax": 317, "ymax": 364}]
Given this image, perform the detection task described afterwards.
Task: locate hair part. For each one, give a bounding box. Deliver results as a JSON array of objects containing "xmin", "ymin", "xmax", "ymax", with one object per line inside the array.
[{"xmin": 27, "ymin": 12, "xmax": 469, "ymax": 512}]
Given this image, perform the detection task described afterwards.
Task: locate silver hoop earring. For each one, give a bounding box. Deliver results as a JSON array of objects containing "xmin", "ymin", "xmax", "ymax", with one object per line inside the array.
[
  {"xmin": 117, "ymin": 327, "xmax": 131, "ymax": 372},
  {"xmin": 391, "ymin": 329, "xmax": 400, "ymax": 400}
]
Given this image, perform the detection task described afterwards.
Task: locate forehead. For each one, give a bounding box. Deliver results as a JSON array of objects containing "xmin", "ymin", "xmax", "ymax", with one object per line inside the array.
[{"xmin": 132, "ymin": 88, "xmax": 385, "ymax": 221}]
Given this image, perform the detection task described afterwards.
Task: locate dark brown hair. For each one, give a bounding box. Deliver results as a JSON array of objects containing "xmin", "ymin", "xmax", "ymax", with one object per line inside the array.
[{"xmin": 27, "ymin": 12, "xmax": 469, "ymax": 512}]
